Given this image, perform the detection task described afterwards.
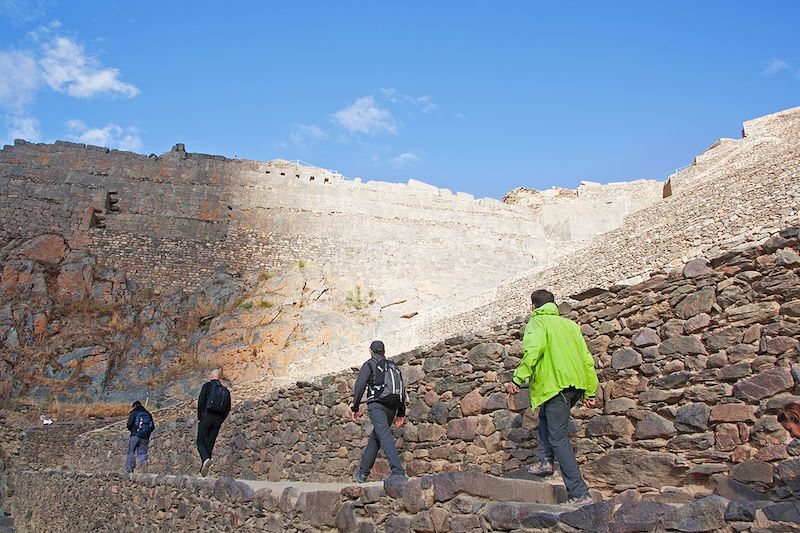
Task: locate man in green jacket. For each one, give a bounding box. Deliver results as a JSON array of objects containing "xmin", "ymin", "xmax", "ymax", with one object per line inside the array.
[{"xmin": 506, "ymin": 289, "xmax": 599, "ymax": 507}]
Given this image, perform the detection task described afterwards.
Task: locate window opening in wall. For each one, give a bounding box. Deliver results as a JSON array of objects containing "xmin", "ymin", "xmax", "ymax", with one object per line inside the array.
[
  {"xmin": 265, "ymin": 170, "xmax": 271, "ymax": 174},
  {"xmin": 280, "ymin": 172, "xmax": 286, "ymax": 176},
  {"xmin": 90, "ymin": 208, "xmax": 106, "ymax": 229},
  {"xmin": 324, "ymin": 177, "xmax": 329, "ymax": 183},
  {"xmin": 309, "ymin": 176, "xmax": 315, "ymax": 181},
  {"xmin": 295, "ymin": 174, "xmax": 300, "ymax": 178}
]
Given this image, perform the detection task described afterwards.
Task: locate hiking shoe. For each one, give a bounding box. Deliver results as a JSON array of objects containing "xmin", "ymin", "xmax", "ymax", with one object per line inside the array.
[
  {"xmin": 200, "ymin": 458, "xmax": 212, "ymax": 477},
  {"xmin": 527, "ymin": 460, "xmax": 555, "ymax": 476},
  {"xmin": 354, "ymin": 471, "xmax": 369, "ymax": 483},
  {"xmin": 565, "ymin": 494, "xmax": 593, "ymax": 507}
]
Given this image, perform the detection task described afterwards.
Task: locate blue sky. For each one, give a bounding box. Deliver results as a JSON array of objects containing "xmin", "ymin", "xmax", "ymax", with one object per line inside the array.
[{"xmin": 1, "ymin": 1, "xmax": 798, "ymax": 199}]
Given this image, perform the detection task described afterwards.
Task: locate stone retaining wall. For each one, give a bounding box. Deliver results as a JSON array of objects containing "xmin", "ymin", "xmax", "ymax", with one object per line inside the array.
[
  {"xmin": 69, "ymin": 228, "xmax": 800, "ymax": 504},
  {"xmin": 12, "ymin": 469, "xmax": 800, "ymax": 532}
]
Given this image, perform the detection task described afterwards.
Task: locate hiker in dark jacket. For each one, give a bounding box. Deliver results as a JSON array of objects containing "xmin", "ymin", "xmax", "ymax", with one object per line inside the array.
[
  {"xmin": 351, "ymin": 340, "xmax": 407, "ymax": 482},
  {"xmin": 125, "ymin": 400, "xmax": 154, "ymax": 473},
  {"xmin": 196, "ymin": 368, "xmax": 231, "ymax": 476}
]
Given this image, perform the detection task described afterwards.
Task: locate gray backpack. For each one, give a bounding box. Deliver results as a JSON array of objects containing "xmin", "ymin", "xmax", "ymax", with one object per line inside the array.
[{"xmin": 367, "ymin": 359, "xmax": 405, "ymax": 404}]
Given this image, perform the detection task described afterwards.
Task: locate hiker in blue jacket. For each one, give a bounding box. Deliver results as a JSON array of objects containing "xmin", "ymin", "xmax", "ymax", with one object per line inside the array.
[{"xmin": 125, "ymin": 400, "xmax": 154, "ymax": 473}]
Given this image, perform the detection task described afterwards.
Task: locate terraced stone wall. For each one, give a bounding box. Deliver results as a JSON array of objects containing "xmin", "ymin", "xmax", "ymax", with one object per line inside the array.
[{"xmin": 70, "ymin": 228, "xmax": 800, "ymax": 504}]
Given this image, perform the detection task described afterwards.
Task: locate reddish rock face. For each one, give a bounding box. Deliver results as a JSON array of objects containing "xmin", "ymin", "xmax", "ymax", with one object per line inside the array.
[{"xmin": 12, "ymin": 234, "xmax": 67, "ymax": 265}]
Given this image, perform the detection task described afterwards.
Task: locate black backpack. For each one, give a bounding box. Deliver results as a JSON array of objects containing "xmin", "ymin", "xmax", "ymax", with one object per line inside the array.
[
  {"xmin": 205, "ymin": 381, "xmax": 230, "ymax": 415},
  {"xmin": 134, "ymin": 410, "xmax": 154, "ymax": 439},
  {"xmin": 367, "ymin": 359, "xmax": 406, "ymax": 405}
]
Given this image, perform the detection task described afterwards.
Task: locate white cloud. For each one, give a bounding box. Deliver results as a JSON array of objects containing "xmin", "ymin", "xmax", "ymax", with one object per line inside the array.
[
  {"xmin": 66, "ymin": 119, "xmax": 142, "ymax": 151},
  {"xmin": 763, "ymin": 58, "xmax": 791, "ymax": 76},
  {"xmin": 5, "ymin": 115, "xmax": 40, "ymax": 142},
  {"xmin": 289, "ymin": 124, "xmax": 325, "ymax": 144},
  {"xmin": 381, "ymin": 88, "xmax": 437, "ymax": 113},
  {"xmin": 390, "ymin": 152, "xmax": 422, "ymax": 167},
  {"xmin": 0, "ymin": 0, "xmax": 49, "ymax": 24},
  {"xmin": 39, "ymin": 36, "xmax": 139, "ymax": 98},
  {"xmin": 334, "ymin": 96, "xmax": 397, "ymax": 135},
  {"xmin": 0, "ymin": 50, "xmax": 40, "ymax": 111}
]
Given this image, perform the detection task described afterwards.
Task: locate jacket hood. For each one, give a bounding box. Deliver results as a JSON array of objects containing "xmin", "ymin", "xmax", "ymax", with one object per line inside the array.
[{"xmin": 532, "ymin": 302, "xmax": 560, "ymax": 317}]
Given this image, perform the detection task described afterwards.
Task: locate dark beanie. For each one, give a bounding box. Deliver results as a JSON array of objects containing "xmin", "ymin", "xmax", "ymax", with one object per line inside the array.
[
  {"xmin": 369, "ymin": 340, "xmax": 385, "ymax": 354},
  {"xmin": 132, "ymin": 400, "xmax": 142, "ymax": 408}
]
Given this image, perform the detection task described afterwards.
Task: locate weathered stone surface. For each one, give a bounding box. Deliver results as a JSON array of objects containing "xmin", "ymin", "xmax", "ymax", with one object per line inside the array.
[
  {"xmin": 610, "ymin": 501, "xmax": 675, "ymax": 533},
  {"xmin": 433, "ymin": 470, "xmax": 560, "ymax": 504},
  {"xmin": 634, "ymin": 413, "xmax": 677, "ymax": 440},
  {"xmin": 301, "ymin": 490, "xmax": 341, "ymax": 528},
  {"xmin": 586, "ymin": 416, "xmax": 635, "ymax": 437},
  {"xmin": 466, "ymin": 343, "xmax": 504, "ymax": 370},
  {"xmin": 709, "ymin": 403, "xmax": 756, "ymax": 423},
  {"xmin": 675, "ymin": 403, "xmax": 710, "ymax": 432},
  {"xmin": 659, "ymin": 336, "xmax": 706, "ymax": 355},
  {"xmin": 481, "ymin": 501, "xmax": 561, "ymax": 530},
  {"xmin": 675, "ymin": 287, "xmax": 716, "ymax": 319},
  {"xmin": 683, "ymin": 258, "xmax": 713, "ymax": 278},
  {"xmin": 459, "ymin": 389, "xmax": 484, "ymax": 417},
  {"xmin": 605, "ymin": 398, "xmax": 637, "ymax": 414},
  {"xmin": 12, "ymin": 234, "xmax": 67, "ymax": 264},
  {"xmin": 583, "ymin": 450, "xmax": 688, "ymax": 488},
  {"xmin": 659, "ymin": 495, "xmax": 727, "ymax": 532},
  {"xmin": 612, "ymin": 348, "xmax": 642, "ymax": 370},
  {"xmin": 725, "ymin": 301, "xmax": 780, "ymax": 327},
  {"xmin": 730, "ymin": 460, "xmax": 773, "ymax": 484},
  {"xmin": 762, "ymin": 501, "xmax": 800, "ymax": 524},
  {"xmin": 632, "ymin": 327, "xmax": 660, "ymax": 348},
  {"xmin": 401, "ymin": 476, "xmax": 433, "ymax": 513},
  {"xmin": 560, "ymin": 501, "xmax": 614, "ymax": 532},
  {"xmin": 733, "ymin": 367, "xmax": 794, "ymax": 402},
  {"xmin": 446, "ymin": 417, "xmax": 478, "ymax": 441}
]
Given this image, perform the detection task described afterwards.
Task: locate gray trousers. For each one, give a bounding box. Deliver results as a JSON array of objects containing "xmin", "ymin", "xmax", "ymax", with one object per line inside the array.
[
  {"xmin": 126, "ymin": 435, "xmax": 149, "ymax": 473},
  {"xmin": 537, "ymin": 387, "xmax": 589, "ymax": 498},
  {"xmin": 357, "ymin": 402, "xmax": 405, "ymax": 477}
]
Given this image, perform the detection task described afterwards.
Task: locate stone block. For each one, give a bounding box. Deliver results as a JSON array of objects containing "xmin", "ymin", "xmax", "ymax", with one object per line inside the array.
[{"xmin": 733, "ymin": 367, "xmax": 794, "ymax": 402}]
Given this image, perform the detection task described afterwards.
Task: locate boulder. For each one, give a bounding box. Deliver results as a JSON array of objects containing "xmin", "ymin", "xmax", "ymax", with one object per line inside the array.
[
  {"xmin": 675, "ymin": 287, "xmax": 716, "ymax": 319},
  {"xmin": 466, "ymin": 343, "xmax": 504, "ymax": 370},
  {"xmin": 583, "ymin": 450, "xmax": 687, "ymax": 488},
  {"xmin": 634, "ymin": 413, "xmax": 677, "ymax": 440},
  {"xmin": 481, "ymin": 501, "xmax": 561, "ymax": 530},
  {"xmin": 659, "ymin": 495, "xmax": 727, "ymax": 532},
  {"xmin": 560, "ymin": 501, "xmax": 614, "ymax": 532},
  {"xmin": 610, "ymin": 501, "xmax": 675, "ymax": 533},
  {"xmin": 659, "ymin": 336, "xmax": 706, "ymax": 355},
  {"xmin": 632, "ymin": 328, "xmax": 660, "ymax": 348},
  {"xmin": 683, "ymin": 259, "xmax": 713, "ymax": 278},
  {"xmin": 675, "ymin": 402, "xmax": 710, "ymax": 432},
  {"xmin": 586, "ymin": 416, "xmax": 635, "ymax": 438},
  {"xmin": 725, "ymin": 301, "xmax": 780, "ymax": 327},
  {"xmin": 611, "ymin": 348, "xmax": 642, "ymax": 370}
]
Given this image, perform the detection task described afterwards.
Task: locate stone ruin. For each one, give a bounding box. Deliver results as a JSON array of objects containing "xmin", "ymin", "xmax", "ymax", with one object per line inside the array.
[{"xmin": 1, "ymin": 106, "xmax": 800, "ymax": 531}]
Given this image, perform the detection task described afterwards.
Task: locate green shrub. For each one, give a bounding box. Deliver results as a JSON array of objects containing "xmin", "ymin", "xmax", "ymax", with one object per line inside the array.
[
  {"xmin": 240, "ymin": 301, "xmax": 253, "ymax": 310},
  {"xmin": 297, "ymin": 260, "xmax": 306, "ymax": 268},
  {"xmin": 257, "ymin": 300, "xmax": 273, "ymax": 308}
]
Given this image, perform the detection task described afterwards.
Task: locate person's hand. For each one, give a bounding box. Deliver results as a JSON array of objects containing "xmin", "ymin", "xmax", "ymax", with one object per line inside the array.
[
  {"xmin": 352, "ymin": 410, "xmax": 363, "ymax": 423},
  {"xmin": 394, "ymin": 416, "xmax": 405, "ymax": 428},
  {"xmin": 582, "ymin": 398, "xmax": 596, "ymax": 409},
  {"xmin": 506, "ymin": 383, "xmax": 520, "ymax": 395}
]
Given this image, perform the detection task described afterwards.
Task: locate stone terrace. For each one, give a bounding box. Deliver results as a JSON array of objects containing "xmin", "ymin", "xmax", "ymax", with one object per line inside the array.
[{"xmin": 418, "ymin": 106, "xmax": 800, "ymax": 344}]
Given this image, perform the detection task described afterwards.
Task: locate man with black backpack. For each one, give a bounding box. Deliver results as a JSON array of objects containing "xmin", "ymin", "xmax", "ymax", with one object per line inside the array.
[
  {"xmin": 196, "ymin": 368, "xmax": 231, "ymax": 476},
  {"xmin": 125, "ymin": 400, "xmax": 154, "ymax": 473},
  {"xmin": 351, "ymin": 340, "xmax": 407, "ymax": 482}
]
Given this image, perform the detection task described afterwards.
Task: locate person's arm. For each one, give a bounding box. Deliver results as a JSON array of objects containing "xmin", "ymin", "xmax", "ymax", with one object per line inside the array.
[
  {"xmin": 197, "ymin": 382, "xmax": 209, "ymax": 420},
  {"xmin": 580, "ymin": 332, "xmax": 599, "ymax": 404},
  {"xmin": 126, "ymin": 411, "xmax": 135, "ymax": 432},
  {"xmin": 512, "ymin": 320, "xmax": 546, "ymax": 387},
  {"xmin": 222, "ymin": 387, "xmax": 231, "ymax": 419},
  {"xmin": 351, "ymin": 362, "xmax": 372, "ymax": 414}
]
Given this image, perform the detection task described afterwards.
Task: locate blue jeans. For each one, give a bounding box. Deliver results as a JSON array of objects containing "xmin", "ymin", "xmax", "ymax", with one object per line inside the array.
[
  {"xmin": 537, "ymin": 387, "xmax": 589, "ymax": 498},
  {"xmin": 126, "ymin": 435, "xmax": 149, "ymax": 472},
  {"xmin": 357, "ymin": 402, "xmax": 405, "ymax": 478}
]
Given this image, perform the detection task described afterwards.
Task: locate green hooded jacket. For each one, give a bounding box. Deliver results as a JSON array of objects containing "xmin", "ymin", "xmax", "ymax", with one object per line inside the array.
[{"xmin": 512, "ymin": 302, "xmax": 599, "ymax": 409}]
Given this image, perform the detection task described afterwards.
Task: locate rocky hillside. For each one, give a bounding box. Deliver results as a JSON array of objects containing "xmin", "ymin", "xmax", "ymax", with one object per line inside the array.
[{"xmin": 0, "ymin": 233, "xmax": 378, "ymax": 405}]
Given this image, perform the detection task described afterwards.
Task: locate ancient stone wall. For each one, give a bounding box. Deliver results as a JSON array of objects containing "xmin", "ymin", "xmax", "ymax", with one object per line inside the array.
[
  {"xmin": 417, "ymin": 106, "xmax": 800, "ymax": 344},
  {"xmin": 67, "ymin": 228, "xmax": 800, "ymax": 506},
  {"xmin": 13, "ymin": 469, "xmax": 799, "ymax": 532}
]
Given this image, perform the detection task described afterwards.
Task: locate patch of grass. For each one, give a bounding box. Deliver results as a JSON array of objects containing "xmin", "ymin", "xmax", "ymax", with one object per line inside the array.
[
  {"xmin": 297, "ymin": 260, "xmax": 306, "ymax": 269},
  {"xmin": 256, "ymin": 300, "xmax": 273, "ymax": 309},
  {"xmin": 240, "ymin": 301, "xmax": 253, "ymax": 310},
  {"xmin": 258, "ymin": 271, "xmax": 275, "ymax": 282},
  {"xmin": 45, "ymin": 400, "xmax": 132, "ymax": 420}
]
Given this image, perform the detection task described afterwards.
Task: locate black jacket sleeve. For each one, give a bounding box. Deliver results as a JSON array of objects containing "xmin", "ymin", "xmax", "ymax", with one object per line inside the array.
[
  {"xmin": 221, "ymin": 387, "xmax": 231, "ymax": 419},
  {"xmin": 198, "ymin": 382, "xmax": 209, "ymax": 419},
  {"xmin": 126, "ymin": 410, "xmax": 135, "ymax": 433},
  {"xmin": 397, "ymin": 391, "xmax": 407, "ymax": 418},
  {"xmin": 351, "ymin": 362, "xmax": 372, "ymax": 412}
]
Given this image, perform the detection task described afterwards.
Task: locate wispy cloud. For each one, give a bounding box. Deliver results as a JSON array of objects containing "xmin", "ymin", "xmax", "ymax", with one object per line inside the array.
[
  {"xmin": 0, "ymin": 20, "xmax": 141, "ymax": 147},
  {"xmin": 0, "ymin": 49, "xmax": 40, "ymax": 111},
  {"xmin": 0, "ymin": 0, "xmax": 49, "ymax": 25},
  {"xmin": 4, "ymin": 115, "xmax": 40, "ymax": 142},
  {"xmin": 66, "ymin": 119, "xmax": 142, "ymax": 151},
  {"xmin": 763, "ymin": 58, "xmax": 791, "ymax": 76},
  {"xmin": 334, "ymin": 96, "xmax": 397, "ymax": 135},
  {"xmin": 289, "ymin": 123, "xmax": 325, "ymax": 145},
  {"xmin": 381, "ymin": 88, "xmax": 437, "ymax": 113},
  {"xmin": 390, "ymin": 152, "xmax": 422, "ymax": 167}
]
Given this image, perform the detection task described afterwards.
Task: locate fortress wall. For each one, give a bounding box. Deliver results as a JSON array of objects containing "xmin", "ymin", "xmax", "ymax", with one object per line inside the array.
[{"xmin": 0, "ymin": 140, "xmax": 547, "ymax": 299}]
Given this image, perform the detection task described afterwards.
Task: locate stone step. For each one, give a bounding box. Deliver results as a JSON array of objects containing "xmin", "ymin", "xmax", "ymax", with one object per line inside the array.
[{"xmin": 0, "ymin": 514, "xmax": 14, "ymax": 533}]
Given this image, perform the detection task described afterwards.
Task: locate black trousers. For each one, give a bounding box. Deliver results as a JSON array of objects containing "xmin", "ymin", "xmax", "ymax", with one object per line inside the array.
[{"xmin": 196, "ymin": 413, "xmax": 225, "ymax": 462}]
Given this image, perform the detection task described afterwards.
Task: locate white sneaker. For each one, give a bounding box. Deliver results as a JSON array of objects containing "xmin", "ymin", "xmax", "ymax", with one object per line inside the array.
[
  {"xmin": 565, "ymin": 494, "xmax": 593, "ymax": 507},
  {"xmin": 200, "ymin": 458, "xmax": 212, "ymax": 477}
]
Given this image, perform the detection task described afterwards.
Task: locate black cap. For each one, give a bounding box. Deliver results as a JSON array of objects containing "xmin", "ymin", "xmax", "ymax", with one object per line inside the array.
[
  {"xmin": 132, "ymin": 400, "xmax": 142, "ymax": 408},
  {"xmin": 369, "ymin": 340, "xmax": 385, "ymax": 354}
]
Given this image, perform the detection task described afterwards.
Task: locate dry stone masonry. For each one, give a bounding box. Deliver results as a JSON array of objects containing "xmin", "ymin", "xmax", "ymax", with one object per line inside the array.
[{"xmin": 10, "ymin": 225, "xmax": 796, "ymax": 530}]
